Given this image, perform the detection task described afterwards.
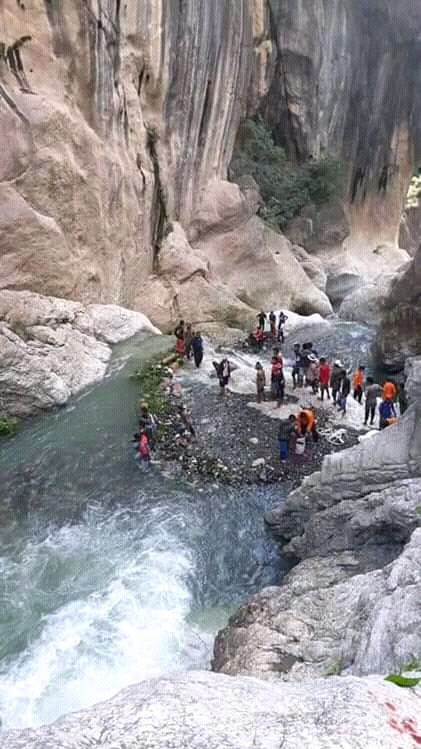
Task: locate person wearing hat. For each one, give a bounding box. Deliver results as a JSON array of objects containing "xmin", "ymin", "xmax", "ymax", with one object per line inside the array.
[
  {"xmin": 255, "ymin": 361, "xmax": 266, "ymax": 403},
  {"xmin": 337, "ymin": 369, "xmax": 351, "ymax": 415},
  {"xmin": 330, "ymin": 360, "xmax": 344, "ymax": 405}
]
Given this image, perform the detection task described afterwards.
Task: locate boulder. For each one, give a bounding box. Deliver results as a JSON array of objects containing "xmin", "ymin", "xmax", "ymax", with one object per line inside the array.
[
  {"xmin": 338, "ymin": 274, "xmax": 396, "ymax": 325},
  {"xmin": 326, "ymin": 270, "xmax": 363, "ymax": 306},
  {"xmin": 0, "ymin": 290, "xmax": 160, "ymax": 416},
  {"xmin": 1, "ymin": 671, "xmax": 420, "ymax": 749}
]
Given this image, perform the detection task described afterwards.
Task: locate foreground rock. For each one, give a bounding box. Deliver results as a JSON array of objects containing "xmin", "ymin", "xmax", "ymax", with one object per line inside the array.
[
  {"xmin": 213, "ymin": 358, "xmax": 421, "ymax": 681},
  {"xmin": 0, "ymin": 290, "xmax": 160, "ymax": 417},
  {"xmin": 1, "ymin": 671, "xmax": 420, "ymax": 749}
]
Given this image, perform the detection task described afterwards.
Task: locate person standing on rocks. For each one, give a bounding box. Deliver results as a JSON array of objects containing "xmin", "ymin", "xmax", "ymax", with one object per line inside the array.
[
  {"xmin": 257, "ymin": 310, "xmax": 267, "ymax": 331},
  {"xmin": 352, "ymin": 365, "xmax": 365, "ymax": 403},
  {"xmin": 318, "ymin": 357, "xmax": 331, "ymax": 400},
  {"xmin": 255, "ymin": 362, "xmax": 266, "ymax": 403},
  {"xmin": 214, "ymin": 358, "xmax": 232, "ymax": 395},
  {"xmin": 174, "ymin": 319, "xmax": 185, "ymax": 357},
  {"xmin": 330, "ymin": 360, "xmax": 344, "ymax": 405},
  {"xmin": 278, "ymin": 414, "xmax": 296, "ymax": 461},
  {"xmin": 184, "ymin": 323, "xmax": 193, "ymax": 360},
  {"xmin": 306, "ymin": 354, "xmax": 320, "ymax": 395},
  {"xmin": 269, "ymin": 311, "xmax": 277, "ymax": 339},
  {"xmin": 364, "ymin": 376, "xmax": 381, "ymax": 426},
  {"xmin": 277, "ymin": 311, "xmax": 288, "ymax": 343},
  {"xmin": 292, "ymin": 343, "xmax": 304, "ymax": 388},
  {"xmin": 271, "ymin": 354, "xmax": 284, "ymax": 406},
  {"xmin": 337, "ymin": 370, "xmax": 351, "ymax": 415},
  {"xmin": 192, "ymin": 331, "xmax": 203, "ymax": 368}
]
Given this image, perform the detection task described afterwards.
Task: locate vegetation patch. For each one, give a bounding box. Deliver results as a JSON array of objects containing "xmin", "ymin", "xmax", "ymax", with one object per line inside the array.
[
  {"xmin": 230, "ymin": 116, "xmax": 345, "ymax": 230},
  {"xmin": 0, "ymin": 416, "xmax": 18, "ymax": 437}
]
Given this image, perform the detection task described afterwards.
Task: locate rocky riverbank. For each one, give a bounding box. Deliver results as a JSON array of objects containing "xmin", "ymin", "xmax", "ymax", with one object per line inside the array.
[
  {"xmin": 137, "ymin": 348, "xmax": 361, "ymax": 488},
  {"xmin": 211, "ymin": 357, "xmax": 421, "ymax": 682}
]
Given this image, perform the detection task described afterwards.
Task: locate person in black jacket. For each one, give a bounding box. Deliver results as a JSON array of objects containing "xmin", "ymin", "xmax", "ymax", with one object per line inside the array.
[
  {"xmin": 337, "ymin": 370, "xmax": 351, "ymax": 415},
  {"xmin": 192, "ymin": 331, "xmax": 203, "ymax": 368}
]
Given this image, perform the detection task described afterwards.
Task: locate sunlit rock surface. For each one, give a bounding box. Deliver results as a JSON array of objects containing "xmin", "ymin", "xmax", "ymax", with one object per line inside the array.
[
  {"xmin": 1, "ymin": 1, "xmax": 420, "ymax": 327},
  {"xmin": 0, "ymin": 671, "xmax": 420, "ymax": 749},
  {"xmin": 0, "ymin": 290, "xmax": 159, "ymax": 416}
]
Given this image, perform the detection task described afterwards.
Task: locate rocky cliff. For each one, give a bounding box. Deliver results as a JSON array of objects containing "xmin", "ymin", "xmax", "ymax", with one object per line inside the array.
[{"xmin": 1, "ymin": 1, "xmax": 421, "ymax": 327}]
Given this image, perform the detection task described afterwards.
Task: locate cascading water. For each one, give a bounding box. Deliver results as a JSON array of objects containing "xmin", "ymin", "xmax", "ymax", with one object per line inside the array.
[
  {"xmin": 0, "ymin": 321, "xmax": 375, "ymax": 731},
  {"xmin": 0, "ymin": 335, "xmax": 284, "ymax": 730}
]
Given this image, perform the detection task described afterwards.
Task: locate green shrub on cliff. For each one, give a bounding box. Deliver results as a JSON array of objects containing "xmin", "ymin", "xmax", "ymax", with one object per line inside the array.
[{"xmin": 230, "ymin": 116, "xmax": 345, "ymax": 229}]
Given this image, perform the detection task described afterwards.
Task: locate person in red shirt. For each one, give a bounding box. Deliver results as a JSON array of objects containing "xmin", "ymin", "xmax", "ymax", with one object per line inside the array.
[
  {"xmin": 318, "ymin": 357, "xmax": 331, "ymax": 401},
  {"xmin": 271, "ymin": 355, "xmax": 284, "ymax": 406}
]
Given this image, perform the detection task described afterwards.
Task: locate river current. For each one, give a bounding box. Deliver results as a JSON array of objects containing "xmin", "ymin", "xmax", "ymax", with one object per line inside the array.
[{"xmin": 0, "ymin": 322, "xmax": 374, "ymax": 730}]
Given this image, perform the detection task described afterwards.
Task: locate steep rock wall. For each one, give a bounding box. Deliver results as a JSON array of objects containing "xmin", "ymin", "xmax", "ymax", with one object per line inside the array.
[{"xmin": 1, "ymin": 1, "xmax": 421, "ymax": 327}]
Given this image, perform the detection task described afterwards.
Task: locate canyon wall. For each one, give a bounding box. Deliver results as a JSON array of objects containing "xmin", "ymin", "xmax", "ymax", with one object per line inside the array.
[{"xmin": 1, "ymin": 0, "xmax": 421, "ymax": 328}]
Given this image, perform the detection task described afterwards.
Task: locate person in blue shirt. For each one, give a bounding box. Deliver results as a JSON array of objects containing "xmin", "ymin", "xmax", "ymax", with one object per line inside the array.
[{"xmin": 379, "ymin": 398, "xmax": 397, "ymax": 430}]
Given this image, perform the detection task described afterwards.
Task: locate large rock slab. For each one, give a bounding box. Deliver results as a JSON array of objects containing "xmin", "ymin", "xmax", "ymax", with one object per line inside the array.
[
  {"xmin": 213, "ymin": 528, "xmax": 421, "ymax": 681},
  {"xmin": 1, "ymin": 671, "xmax": 420, "ymax": 749},
  {"xmin": 0, "ymin": 290, "xmax": 159, "ymax": 416}
]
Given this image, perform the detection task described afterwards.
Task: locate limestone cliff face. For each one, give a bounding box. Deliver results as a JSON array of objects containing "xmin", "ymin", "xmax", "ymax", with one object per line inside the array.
[{"xmin": 1, "ymin": 1, "xmax": 420, "ymax": 328}]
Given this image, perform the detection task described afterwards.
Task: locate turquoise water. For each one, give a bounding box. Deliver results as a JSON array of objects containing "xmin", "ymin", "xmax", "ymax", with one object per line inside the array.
[{"xmin": 0, "ymin": 334, "xmax": 284, "ymax": 730}]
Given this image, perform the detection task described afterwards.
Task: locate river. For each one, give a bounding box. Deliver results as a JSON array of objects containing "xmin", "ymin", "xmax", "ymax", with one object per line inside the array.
[
  {"xmin": 0, "ymin": 322, "xmax": 376, "ymax": 731},
  {"xmin": 0, "ymin": 334, "xmax": 285, "ymax": 730}
]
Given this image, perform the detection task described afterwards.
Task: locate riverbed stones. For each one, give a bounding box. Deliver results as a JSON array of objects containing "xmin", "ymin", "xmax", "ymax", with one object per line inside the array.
[
  {"xmin": 0, "ymin": 290, "xmax": 160, "ymax": 417},
  {"xmin": 1, "ymin": 671, "xmax": 420, "ymax": 749}
]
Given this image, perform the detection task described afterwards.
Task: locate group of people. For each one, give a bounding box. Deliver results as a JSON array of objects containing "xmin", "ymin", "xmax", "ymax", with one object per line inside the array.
[
  {"xmin": 250, "ymin": 310, "xmax": 288, "ymax": 348},
  {"xmin": 256, "ymin": 340, "xmax": 405, "ymax": 429},
  {"xmin": 174, "ymin": 320, "xmax": 204, "ymax": 368}
]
